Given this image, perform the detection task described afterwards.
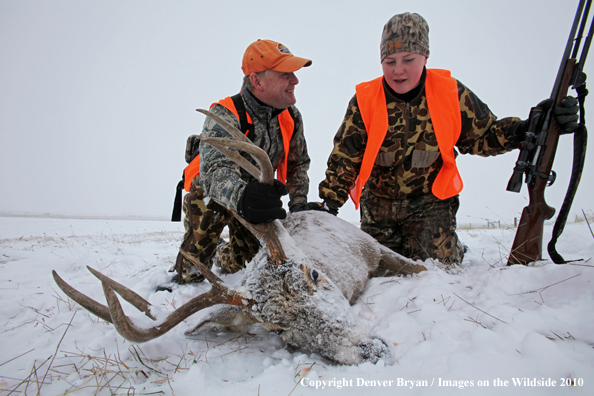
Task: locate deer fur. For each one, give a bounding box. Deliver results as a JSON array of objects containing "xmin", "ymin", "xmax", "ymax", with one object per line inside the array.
[{"xmin": 185, "ymin": 210, "xmax": 427, "ymax": 365}]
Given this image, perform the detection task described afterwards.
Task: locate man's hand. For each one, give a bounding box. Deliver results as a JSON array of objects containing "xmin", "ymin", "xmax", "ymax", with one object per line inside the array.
[{"xmin": 238, "ymin": 180, "xmax": 288, "ymax": 223}]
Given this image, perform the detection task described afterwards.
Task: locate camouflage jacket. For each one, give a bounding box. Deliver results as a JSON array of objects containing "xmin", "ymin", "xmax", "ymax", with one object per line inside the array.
[
  {"xmin": 319, "ymin": 69, "xmax": 524, "ymax": 207},
  {"xmin": 199, "ymin": 88, "xmax": 310, "ymax": 211}
]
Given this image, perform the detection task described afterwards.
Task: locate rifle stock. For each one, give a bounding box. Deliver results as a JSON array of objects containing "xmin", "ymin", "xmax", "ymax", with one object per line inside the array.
[{"xmin": 508, "ymin": 190, "xmax": 556, "ymax": 264}]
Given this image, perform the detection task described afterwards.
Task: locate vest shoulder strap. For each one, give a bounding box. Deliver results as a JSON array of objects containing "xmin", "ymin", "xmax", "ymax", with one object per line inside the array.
[{"xmin": 230, "ymin": 93, "xmax": 255, "ymax": 140}]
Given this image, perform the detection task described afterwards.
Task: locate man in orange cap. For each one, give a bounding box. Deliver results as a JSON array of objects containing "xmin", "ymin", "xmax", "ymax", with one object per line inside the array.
[{"xmin": 169, "ymin": 39, "xmax": 314, "ymax": 286}]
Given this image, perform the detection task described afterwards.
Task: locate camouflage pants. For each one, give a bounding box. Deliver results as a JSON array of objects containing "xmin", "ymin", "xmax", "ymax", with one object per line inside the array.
[
  {"xmin": 175, "ymin": 176, "xmax": 260, "ymax": 283},
  {"xmin": 360, "ymin": 190, "xmax": 464, "ymax": 266}
]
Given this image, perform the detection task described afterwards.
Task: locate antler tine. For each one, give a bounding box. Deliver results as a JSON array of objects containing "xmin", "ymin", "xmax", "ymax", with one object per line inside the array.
[
  {"xmin": 196, "ymin": 108, "xmax": 251, "ymax": 144},
  {"xmin": 52, "ymin": 270, "xmax": 113, "ymax": 323},
  {"xmin": 228, "ymin": 209, "xmax": 287, "ymax": 265},
  {"xmin": 200, "ymin": 137, "xmax": 267, "ymax": 183},
  {"xmin": 102, "ymin": 273, "xmax": 254, "ymax": 343},
  {"xmin": 53, "ymin": 268, "xmax": 157, "ymax": 322},
  {"xmin": 196, "ymin": 108, "xmax": 275, "ymax": 185},
  {"xmin": 178, "ymin": 249, "xmax": 223, "ymax": 284},
  {"xmin": 86, "ymin": 266, "xmax": 156, "ymax": 320}
]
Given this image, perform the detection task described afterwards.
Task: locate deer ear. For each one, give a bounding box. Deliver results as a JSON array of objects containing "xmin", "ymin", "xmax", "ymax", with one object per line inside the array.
[{"xmin": 262, "ymin": 322, "xmax": 288, "ymax": 333}]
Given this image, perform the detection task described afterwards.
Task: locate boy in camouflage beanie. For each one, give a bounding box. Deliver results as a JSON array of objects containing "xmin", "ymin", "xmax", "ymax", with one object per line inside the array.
[{"xmin": 318, "ymin": 12, "xmax": 579, "ymax": 267}]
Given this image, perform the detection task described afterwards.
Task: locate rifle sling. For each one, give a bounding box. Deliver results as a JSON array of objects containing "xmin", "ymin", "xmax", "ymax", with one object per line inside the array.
[{"xmin": 547, "ymin": 85, "xmax": 589, "ymax": 263}]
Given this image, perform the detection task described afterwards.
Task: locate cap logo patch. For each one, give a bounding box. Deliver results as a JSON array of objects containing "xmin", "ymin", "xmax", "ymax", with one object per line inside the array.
[{"xmin": 277, "ymin": 43, "xmax": 292, "ymax": 55}]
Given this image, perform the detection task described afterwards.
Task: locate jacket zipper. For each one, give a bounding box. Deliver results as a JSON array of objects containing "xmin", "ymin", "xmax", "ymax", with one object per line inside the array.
[{"xmin": 394, "ymin": 102, "xmax": 411, "ymax": 166}]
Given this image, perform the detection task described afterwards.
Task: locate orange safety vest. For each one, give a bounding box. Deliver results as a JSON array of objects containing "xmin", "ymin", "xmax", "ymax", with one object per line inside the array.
[
  {"xmin": 349, "ymin": 69, "xmax": 463, "ymax": 208},
  {"xmin": 183, "ymin": 96, "xmax": 295, "ymax": 192}
]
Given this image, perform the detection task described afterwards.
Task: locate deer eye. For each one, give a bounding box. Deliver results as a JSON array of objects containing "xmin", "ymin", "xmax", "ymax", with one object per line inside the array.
[{"xmin": 311, "ymin": 269, "xmax": 319, "ymax": 282}]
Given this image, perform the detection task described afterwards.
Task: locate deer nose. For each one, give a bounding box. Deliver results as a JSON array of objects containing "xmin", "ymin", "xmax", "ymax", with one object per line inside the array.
[{"xmin": 357, "ymin": 337, "xmax": 394, "ymax": 364}]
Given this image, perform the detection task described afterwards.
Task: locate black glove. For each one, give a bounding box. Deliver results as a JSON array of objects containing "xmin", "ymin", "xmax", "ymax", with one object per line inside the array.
[
  {"xmin": 534, "ymin": 97, "xmax": 579, "ymax": 133},
  {"xmin": 512, "ymin": 99, "xmax": 551, "ymax": 144},
  {"xmin": 290, "ymin": 201, "xmax": 339, "ymax": 216},
  {"xmin": 238, "ymin": 180, "xmax": 288, "ymax": 223},
  {"xmin": 554, "ymin": 96, "xmax": 579, "ymax": 134}
]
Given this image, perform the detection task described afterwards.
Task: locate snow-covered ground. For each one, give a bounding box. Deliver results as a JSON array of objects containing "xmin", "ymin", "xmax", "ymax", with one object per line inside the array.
[{"xmin": 1, "ymin": 214, "xmax": 593, "ymax": 395}]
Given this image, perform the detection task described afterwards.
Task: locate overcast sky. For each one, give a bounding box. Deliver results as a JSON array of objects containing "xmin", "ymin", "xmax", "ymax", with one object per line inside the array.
[{"xmin": 1, "ymin": 0, "xmax": 592, "ymax": 227}]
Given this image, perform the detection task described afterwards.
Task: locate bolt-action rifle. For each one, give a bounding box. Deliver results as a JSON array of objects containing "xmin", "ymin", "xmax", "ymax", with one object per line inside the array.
[{"xmin": 507, "ymin": 0, "xmax": 591, "ymax": 266}]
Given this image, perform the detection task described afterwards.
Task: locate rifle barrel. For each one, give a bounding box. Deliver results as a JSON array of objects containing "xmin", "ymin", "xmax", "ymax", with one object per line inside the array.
[
  {"xmin": 575, "ymin": 15, "xmax": 594, "ymax": 80},
  {"xmin": 549, "ymin": 0, "xmax": 587, "ymax": 102},
  {"xmin": 571, "ymin": 0, "xmax": 591, "ymax": 59}
]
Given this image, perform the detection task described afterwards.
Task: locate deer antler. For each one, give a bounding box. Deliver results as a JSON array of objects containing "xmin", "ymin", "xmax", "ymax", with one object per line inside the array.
[
  {"xmin": 195, "ymin": 108, "xmax": 274, "ymax": 184},
  {"xmin": 197, "ymin": 108, "xmax": 287, "ymax": 265},
  {"xmin": 52, "ymin": 253, "xmax": 254, "ymax": 343}
]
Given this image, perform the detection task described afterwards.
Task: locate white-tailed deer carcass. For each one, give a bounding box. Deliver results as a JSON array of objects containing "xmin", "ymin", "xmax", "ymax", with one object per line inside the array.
[{"xmin": 52, "ymin": 109, "xmax": 427, "ymax": 365}]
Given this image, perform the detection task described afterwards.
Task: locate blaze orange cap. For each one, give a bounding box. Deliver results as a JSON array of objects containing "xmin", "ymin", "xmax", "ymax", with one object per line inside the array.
[{"xmin": 241, "ymin": 39, "xmax": 312, "ymax": 75}]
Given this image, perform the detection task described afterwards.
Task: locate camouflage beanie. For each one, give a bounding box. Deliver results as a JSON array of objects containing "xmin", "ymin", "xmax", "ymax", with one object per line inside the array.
[{"xmin": 380, "ymin": 13, "xmax": 430, "ymax": 61}]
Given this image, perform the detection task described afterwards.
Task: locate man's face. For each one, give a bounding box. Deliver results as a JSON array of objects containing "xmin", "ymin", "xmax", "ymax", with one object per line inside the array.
[
  {"xmin": 381, "ymin": 52, "xmax": 427, "ymax": 94},
  {"xmin": 251, "ymin": 70, "xmax": 299, "ymax": 109}
]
